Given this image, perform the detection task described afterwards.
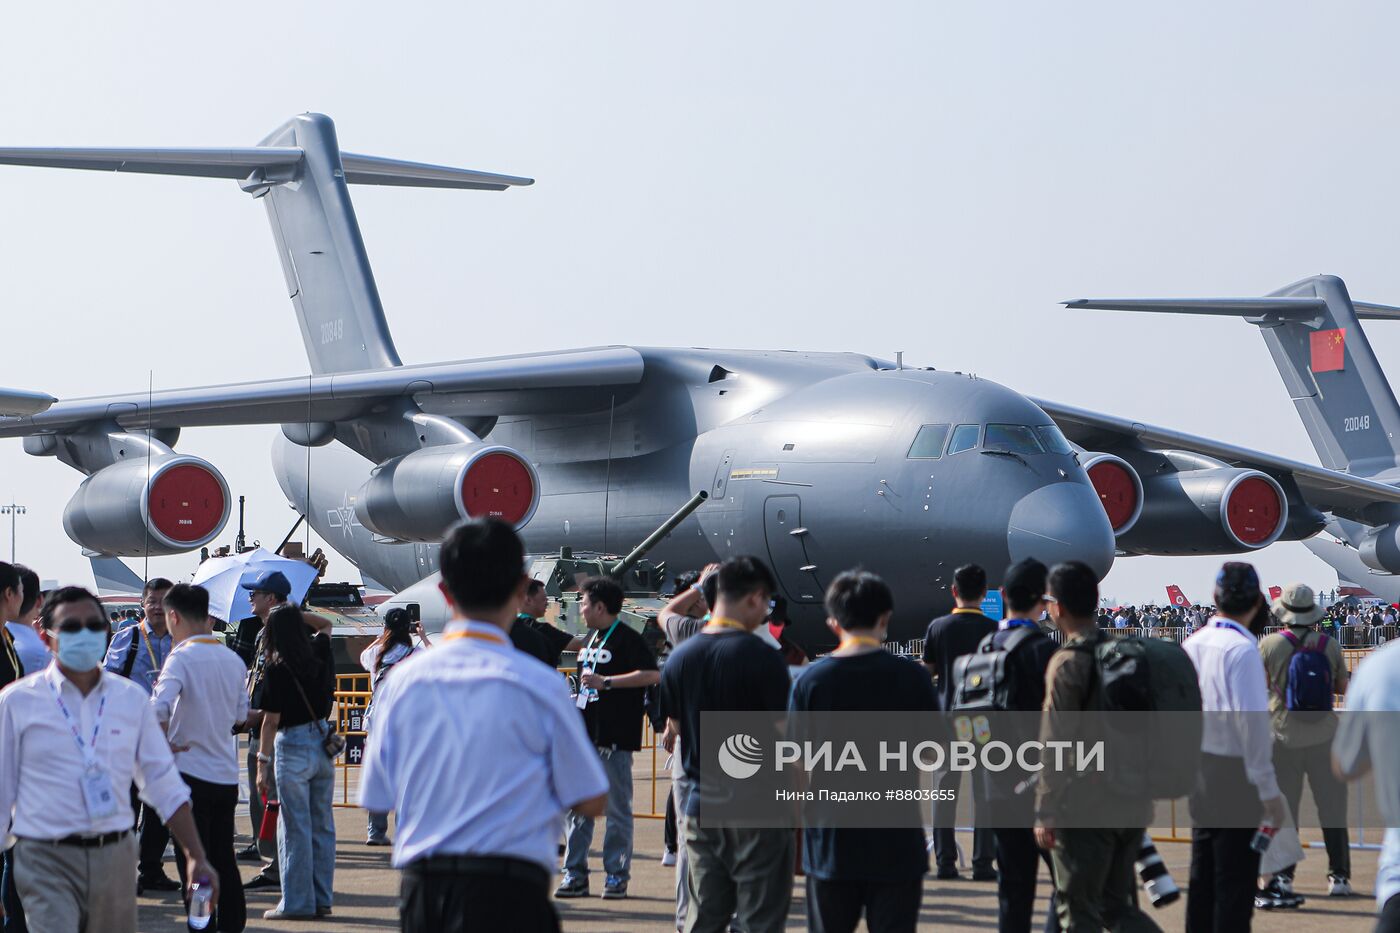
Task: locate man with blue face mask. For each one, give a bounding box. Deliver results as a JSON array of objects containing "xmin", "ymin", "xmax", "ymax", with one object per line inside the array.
[{"xmin": 0, "ymin": 586, "xmax": 218, "ymax": 933}]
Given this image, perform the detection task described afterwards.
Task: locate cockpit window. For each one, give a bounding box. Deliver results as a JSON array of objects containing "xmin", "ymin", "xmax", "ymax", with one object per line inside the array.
[
  {"xmin": 1034, "ymin": 424, "xmax": 1073, "ymax": 455},
  {"xmin": 985, "ymin": 424, "xmax": 1044, "ymax": 455},
  {"xmin": 907, "ymin": 424, "xmax": 951, "ymax": 459},
  {"xmin": 947, "ymin": 423, "xmax": 980, "ymax": 455}
]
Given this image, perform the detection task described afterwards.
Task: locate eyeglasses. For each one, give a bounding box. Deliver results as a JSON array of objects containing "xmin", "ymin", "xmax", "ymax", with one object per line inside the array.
[{"xmin": 57, "ymin": 618, "xmax": 109, "ymax": 634}]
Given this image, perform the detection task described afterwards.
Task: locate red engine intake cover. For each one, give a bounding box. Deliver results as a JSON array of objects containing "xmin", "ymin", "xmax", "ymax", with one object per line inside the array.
[
  {"xmin": 1225, "ymin": 475, "xmax": 1283, "ymax": 546},
  {"xmin": 1087, "ymin": 460, "xmax": 1139, "ymax": 533},
  {"xmin": 148, "ymin": 463, "xmax": 227, "ymax": 544},
  {"xmin": 461, "ymin": 452, "xmax": 535, "ymax": 526}
]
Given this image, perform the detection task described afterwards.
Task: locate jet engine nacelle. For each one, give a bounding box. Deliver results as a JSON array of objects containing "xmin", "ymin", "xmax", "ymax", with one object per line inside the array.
[
  {"xmin": 1080, "ymin": 453, "xmax": 1144, "ymax": 536},
  {"xmin": 63, "ymin": 455, "xmax": 231, "ymax": 557},
  {"xmin": 1359, "ymin": 523, "xmax": 1400, "ymax": 574},
  {"xmin": 1117, "ymin": 467, "xmax": 1288, "ymax": 555},
  {"xmin": 356, "ymin": 443, "xmax": 539, "ymax": 542}
]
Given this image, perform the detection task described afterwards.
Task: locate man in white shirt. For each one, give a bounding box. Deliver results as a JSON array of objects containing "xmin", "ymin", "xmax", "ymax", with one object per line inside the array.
[
  {"xmin": 1180, "ymin": 563, "xmax": 1287, "ymax": 933},
  {"xmin": 6, "ymin": 565, "xmax": 49, "ymax": 677},
  {"xmin": 360, "ymin": 518, "xmax": 608, "ymax": 933},
  {"xmin": 0, "ymin": 586, "xmax": 217, "ymax": 933},
  {"xmin": 151, "ymin": 583, "xmax": 249, "ymax": 932},
  {"xmin": 1333, "ymin": 638, "xmax": 1400, "ymax": 931}
]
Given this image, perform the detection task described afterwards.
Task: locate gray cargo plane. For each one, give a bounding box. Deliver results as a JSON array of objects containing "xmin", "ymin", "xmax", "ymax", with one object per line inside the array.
[
  {"xmin": 3, "ymin": 115, "xmax": 1395, "ymax": 643},
  {"xmin": 1069, "ymin": 273, "xmax": 1400, "ymax": 604}
]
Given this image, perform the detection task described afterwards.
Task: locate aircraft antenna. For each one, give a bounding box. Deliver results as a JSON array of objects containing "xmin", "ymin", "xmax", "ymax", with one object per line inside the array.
[
  {"xmin": 143, "ymin": 370, "xmax": 153, "ymax": 584},
  {"xmin": 602, "ymin": 394, "xmax": 616, "ymax": 554},
  {"xmin": 305, "ymin": 373, "xmax": 313, "ymax": 558}
]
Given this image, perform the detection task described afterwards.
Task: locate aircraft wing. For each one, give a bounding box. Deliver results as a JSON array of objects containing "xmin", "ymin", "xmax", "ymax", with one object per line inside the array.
[
  {"xmin": 1035, "ymin": 397, "xmax": 1400, "ymax": 524},
  {"xmin": 0, "ymin": 346, "xmax": 644, "ymax": 437}
]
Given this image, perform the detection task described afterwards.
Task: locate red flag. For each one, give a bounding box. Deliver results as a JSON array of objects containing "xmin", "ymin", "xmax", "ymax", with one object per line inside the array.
[
  {"xmin": 1268, "ymin": 585, "xmax": 1282, "ymax": 602},
  {"xmin": 1310, "ymin": 328, "xmax": 1345, "ymax": 373}
]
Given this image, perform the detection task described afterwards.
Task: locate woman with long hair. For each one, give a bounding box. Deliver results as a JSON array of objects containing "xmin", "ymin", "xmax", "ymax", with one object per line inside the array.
[
  {"xmin": 253, "ymin": 605, "xmax": 336, "ymax": 921},
  {"xmin": 358, "ymin": 608, "xmax": 429, "ymax": 845}
]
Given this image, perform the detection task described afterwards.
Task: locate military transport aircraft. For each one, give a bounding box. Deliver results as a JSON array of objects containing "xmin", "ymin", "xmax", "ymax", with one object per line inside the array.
[
  {"xmin": 1070, "ymin": 273, "xmax": 1400, "ymax": 609},
  {"xmin": 3, "ymin": 115, "xmax": 1398, "ymax": 643}
]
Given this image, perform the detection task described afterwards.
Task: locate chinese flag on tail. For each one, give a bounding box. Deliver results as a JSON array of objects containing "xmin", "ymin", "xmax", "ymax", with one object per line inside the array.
[{"xmin": 1310, "ymin": 328, "xmax": 1346, "ymax": 373}]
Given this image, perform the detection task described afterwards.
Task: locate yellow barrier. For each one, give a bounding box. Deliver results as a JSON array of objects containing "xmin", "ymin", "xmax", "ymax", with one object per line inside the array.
[{"xmin": 330, "ymin": 671, "xmax": 669, "ymax": 818}]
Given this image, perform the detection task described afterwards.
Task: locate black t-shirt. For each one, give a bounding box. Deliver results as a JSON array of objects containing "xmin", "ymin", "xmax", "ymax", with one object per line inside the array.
[
  {"xmin": 922, "ymin": 610, "xmax": 996, "ymax": 712},
  {"xmin": 659, "ymin": 630, "xmax": 790, "ymax": 793},
  {"xmin": 577, "ymin": 621, "xmax": 658, "ymax": 752},
  {"xmin": 789, "ymin": 650, "xmax": 938, "ymax": 881},
  {"xmin": 522, "ymin": 615, "xmax": 574, "ymax": 668},
  {"xmin": 509, "ymin": 618, "xmax": 555, "ymax": 667},
  {"xmin": 259, "ymin": 634, "xmax": 335, "ymax": 731}
]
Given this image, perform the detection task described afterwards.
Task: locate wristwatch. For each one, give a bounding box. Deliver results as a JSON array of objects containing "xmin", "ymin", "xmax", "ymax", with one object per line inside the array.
[
  {"xmin": 603, "ymin": 677, "xmax": 612, "ymax": 691},
  {"xmin": 256, "ymin": 752, "xmax": 272, "ymax": 764}
]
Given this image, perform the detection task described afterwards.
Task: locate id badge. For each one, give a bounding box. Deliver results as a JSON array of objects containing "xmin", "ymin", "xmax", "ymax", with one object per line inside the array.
[
  {"xmin": 81, "ymin": 763, "xmax": 120, "ymax": 820},
  {"xmin": 575, "ymin": 667, "xmax": 593, "ymax": 710}
]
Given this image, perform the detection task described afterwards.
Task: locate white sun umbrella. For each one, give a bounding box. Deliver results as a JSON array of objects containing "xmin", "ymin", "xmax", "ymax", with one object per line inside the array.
[{"xmin": 191, "ymin": 547, "xmax": 320, "ymax": 625}]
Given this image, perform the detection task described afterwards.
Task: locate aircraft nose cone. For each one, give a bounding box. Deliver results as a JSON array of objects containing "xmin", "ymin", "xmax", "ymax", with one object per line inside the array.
[{"xmin": 1007, "ymin": 482, "xmax": 1116, "ymax": 578}]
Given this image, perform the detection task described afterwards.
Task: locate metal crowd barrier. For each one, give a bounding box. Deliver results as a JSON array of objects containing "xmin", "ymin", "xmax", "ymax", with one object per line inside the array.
[{"xmin": 330, "ymin": 671, "xmax": 670, "ymax": 818}]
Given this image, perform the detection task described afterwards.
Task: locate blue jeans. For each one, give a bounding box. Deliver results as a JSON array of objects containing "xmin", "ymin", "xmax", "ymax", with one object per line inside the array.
[
  {"xmin": 563, "ymin": 747, "xmax": 634, "ymax": 882},
  {"xmin": 274, "ymin": 723, "xmax": 336, "ymax": 916}
]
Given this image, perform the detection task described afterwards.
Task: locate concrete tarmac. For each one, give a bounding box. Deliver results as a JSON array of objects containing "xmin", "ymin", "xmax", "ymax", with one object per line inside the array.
[{"xmin": 135, "ymin": 804, "xmax": 1386, "ymax": 931}]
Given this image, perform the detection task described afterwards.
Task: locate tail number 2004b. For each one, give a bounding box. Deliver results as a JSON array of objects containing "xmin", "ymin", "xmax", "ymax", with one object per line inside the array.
[{"xmin": 1344, "ymin": 415, "xmax": 1372, "ymax": 433}]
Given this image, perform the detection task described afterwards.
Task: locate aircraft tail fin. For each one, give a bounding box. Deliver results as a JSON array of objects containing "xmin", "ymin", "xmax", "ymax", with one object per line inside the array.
[
  {"xmin": 88, "ymin": 556, "xmax": 147, "ymax": 596},
  {"xmin": 1165, "ymin": 585, "xmax": 1192, "ymax": 608},
  {"xmin": 1068, "ymin": 275, "xmax": 1400, "ymax": 478},
  {"xmin": 0, "ymin": 114, "xmax": 532, "ymax": 375}
]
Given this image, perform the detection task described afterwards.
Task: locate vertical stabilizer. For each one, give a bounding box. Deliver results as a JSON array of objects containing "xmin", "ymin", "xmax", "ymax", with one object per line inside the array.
[
  {"xmin": 0, "ymin": 113, "xmax": 533, "ymax": 375},
  {"xmin": 253, "ymin": 114, "xmax": 401, "ymax": 374},
  {"xmin": 1257, "ymin": 275, "xmax": 1400, "ymax": 477},
  {"xmin": 1067, "ymin": 274, "xmax": 1400, "ymax": 478}
]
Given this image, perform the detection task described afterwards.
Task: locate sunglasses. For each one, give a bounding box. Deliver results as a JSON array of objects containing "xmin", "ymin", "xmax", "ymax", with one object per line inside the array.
[{"xmin": 57, "ymin": 618, "xmax": 109, "ymax": 634}]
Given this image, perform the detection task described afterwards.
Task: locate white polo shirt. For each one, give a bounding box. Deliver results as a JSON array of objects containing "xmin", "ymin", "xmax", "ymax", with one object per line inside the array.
[
  {"xmin": 359, "ymin": 619, "xmax": 608, "ymax": 872},
  {"xmin": 1182, "ymin": 617, "xmax": 1280, "ymax": 801},
  {"xmin": 0, "ymin": 664, "xmax": 191, "ymax": 840},
  {"xmin": 151, "ymin": 636, "xmax": 250, "ymax": 785}
]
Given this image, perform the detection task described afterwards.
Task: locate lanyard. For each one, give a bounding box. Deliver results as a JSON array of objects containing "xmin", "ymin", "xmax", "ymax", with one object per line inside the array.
[
  {"xmin": 1213, "ymin": 619, "xmax": 1254, "ymax": 640},
  {"xmin": 703, "ymin": 616, "xmax": 747, "ymax": 633},
  {"xmin": 838, "ymin": 634, "xmax": 882, "ymax": 650},
  {"xmin": 1002, "ymin": 618, "xmax": 1039, "ymax": 631},
  {"xmin": 47, "ymin": 678, "xmax": 106, "ymax": 766},
  {"xmin": 443, "ymin": 628, "xmax": 507, "ymax": 645},
  {"xmin": 137, "ymin": 625, "xmax": 162, "ymax": 672},
  {"xmin": 1, "ymin": 627, "xmax": 19, "ymax": 675},
  {"xmin": 172, "ymin": 634, "xmax": 223, "ymax": 655},
  {"xmin": 582, "ymin": 620, "xmax": 621, "ymax": 666}
]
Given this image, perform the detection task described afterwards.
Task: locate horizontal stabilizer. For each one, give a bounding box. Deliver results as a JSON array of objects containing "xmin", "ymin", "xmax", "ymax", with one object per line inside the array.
[
  {"xmin": 1063, "ymin": 297, "xmax": 1326, "ymax": 319},
  {"xmin": 0, "ymin": 388, "xmax": 54, "ymax": 417},
  {"xmin": 0, "ymin": 146, "xmax": 533, "ymax": 190},
  {"xmin": 0, "ymin": 147, "xmax": 303, "ymax": 179},
  {"xmin": 340, "ymin": 152, "xmax": 532, "ymax": 190}
]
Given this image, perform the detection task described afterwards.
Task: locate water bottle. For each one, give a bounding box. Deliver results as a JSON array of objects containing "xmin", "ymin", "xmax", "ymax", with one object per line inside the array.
[{"xmin": 187, "ymin": 874, "xmax": 214, "ymax": 930}]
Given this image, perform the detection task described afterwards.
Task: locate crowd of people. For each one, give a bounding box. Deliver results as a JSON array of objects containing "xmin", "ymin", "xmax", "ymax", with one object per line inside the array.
[{"xmin": 0, "ymin": 524, "xmax": 1398, "ymax": 932}]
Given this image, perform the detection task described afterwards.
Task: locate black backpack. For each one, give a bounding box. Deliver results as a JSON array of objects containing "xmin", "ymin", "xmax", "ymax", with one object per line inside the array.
[
  {"xmin": 952, "ymin": 626, "xmax": 1041, "ymax": 712},
  {"xmin": 1066, "ymin": 635, "xmax": 1203, "ymax": 800}
]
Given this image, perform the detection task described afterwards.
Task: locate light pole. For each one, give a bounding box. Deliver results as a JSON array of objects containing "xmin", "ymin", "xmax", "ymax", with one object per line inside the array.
[{"xmin": 0, "ymin": 504, "xmax": 26, "ymax": 563}]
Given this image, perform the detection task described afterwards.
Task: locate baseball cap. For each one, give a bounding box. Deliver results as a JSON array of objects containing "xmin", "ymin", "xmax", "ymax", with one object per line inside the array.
[
  {"xmin": 1215, "ymin": 562, "xmax": 1260, "ymax": 604},
  {"xmin": 240, "ymin": 569, "xmax": 292, "ymax": 598}
]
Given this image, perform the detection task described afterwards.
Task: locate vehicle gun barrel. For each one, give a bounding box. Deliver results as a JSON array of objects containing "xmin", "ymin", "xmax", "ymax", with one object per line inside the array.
[{"xmin": 607, "ymin": 490, "xmax": 709, "ymax": 579}]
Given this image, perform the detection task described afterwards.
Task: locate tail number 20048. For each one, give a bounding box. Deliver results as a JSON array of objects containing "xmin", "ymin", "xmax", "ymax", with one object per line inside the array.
[
  {"xmin": 1344, "ymin": 415, "xmax": 1371, "ymax": 433},
  {"xmin": 320, "ymin": 319, "xmax": 344, "ymax": 344}
]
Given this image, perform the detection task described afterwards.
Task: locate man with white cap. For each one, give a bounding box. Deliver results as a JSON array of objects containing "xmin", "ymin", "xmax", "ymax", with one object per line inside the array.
[{"xmin": 1257, "ymin": 582, "xmax": 1351, "ymax": 907}]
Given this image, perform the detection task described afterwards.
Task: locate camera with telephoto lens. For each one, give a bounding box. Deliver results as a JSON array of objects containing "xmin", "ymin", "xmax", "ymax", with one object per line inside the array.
[{"xmin": 1135, "ymin": 834, "xmax": 1179, "ymax": 908}]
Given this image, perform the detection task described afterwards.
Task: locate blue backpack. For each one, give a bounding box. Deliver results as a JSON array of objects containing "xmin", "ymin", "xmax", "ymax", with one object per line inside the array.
[{"xmin": 1281, "ymin": 629, "xmax": 1333, "ymax": 716}]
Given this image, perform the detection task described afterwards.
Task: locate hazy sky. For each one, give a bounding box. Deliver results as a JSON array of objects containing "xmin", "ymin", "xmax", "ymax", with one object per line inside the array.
[{"xmin": 2, "ymin": 2, "xmax": 1398, "ymax": 604}]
